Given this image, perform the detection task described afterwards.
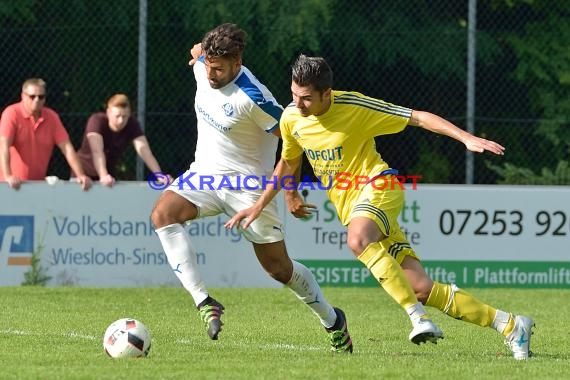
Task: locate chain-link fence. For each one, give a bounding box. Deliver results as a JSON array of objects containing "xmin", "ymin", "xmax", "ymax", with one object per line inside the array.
[{"xmin": 1, "ymin": 0, "xmax": 568, "ymax": 185}]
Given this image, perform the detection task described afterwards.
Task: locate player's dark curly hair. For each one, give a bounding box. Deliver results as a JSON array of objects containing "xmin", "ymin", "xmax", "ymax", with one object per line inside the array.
[
  {"xmin": 202, "ymin": 23, "xmax": 246, "ymax": 61},
  {"xmin": 291, "ymin": 54, "xmax": 333, "ymax": 93}
]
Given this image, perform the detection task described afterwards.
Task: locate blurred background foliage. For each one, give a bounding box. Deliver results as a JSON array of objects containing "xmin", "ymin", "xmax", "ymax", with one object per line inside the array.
[{"xmin": 1, "ymin": 0, "xmax": 569, "ymax": 185}]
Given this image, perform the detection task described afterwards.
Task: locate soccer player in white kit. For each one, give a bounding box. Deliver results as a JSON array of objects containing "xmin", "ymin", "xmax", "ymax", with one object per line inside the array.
[{"xmin": 151, "ymin": 24, "xmax": 353, "ymax": 352}]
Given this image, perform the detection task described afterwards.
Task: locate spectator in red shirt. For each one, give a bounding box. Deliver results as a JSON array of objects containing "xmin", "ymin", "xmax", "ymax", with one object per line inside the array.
[
  {"xmin": 75, "ymin": 93, "xmax": 171, "ymax": 187},
  {"xmin": 0, "ymin": 78, "xmax": 92, "ymax": 191}
]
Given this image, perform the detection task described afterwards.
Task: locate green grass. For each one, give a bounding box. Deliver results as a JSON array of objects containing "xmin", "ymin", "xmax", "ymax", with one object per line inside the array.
[{"xmin": 0, "ymin": 287, "xmax": 567, "ymax": 380}]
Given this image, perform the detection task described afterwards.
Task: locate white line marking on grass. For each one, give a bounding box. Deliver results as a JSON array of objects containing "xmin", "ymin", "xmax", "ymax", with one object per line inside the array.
[
  {"xmin": 258, "ymin": 343, "xmax": 322, "ymax": 351},
  {"xmin": 1, "ymin": 328, "xmax": 98, "ymax": 341},
  {"xmin": 0, "ymin": 328, "xmax": 27, "ymax": 335},
  {"xmin": 174, "ymin": 338, "xmax": 322, "ymax": 351},
  {"xmin": 66, "ymin": 331, "xmax": 98, "ymax": 340},
  {"xmin": 3, "ymin": 329, "xmax": 323, "ymax": 351}
]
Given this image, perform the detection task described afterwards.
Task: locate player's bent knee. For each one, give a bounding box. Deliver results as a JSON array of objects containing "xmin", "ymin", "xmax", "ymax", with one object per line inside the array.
[
  {"xmin": 347, "ymin": 236, "xmax": 371, "ymax": 256},
  {"xmin": 150, "ymin": 201, "xmax": 169, "ymax": 228},
  {"xmin": 150, "ymin": 203, "xmax": 182, "ymax": 228},
  {"xmin": 151, "ymin": 193, "xmax": 198, "ymax": 228},
  {"xmin": 414, "ymin": 281, "xmax": 434, "ymax": 304}
]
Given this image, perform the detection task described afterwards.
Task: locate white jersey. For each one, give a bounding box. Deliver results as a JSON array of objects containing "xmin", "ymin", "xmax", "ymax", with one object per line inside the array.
[{"xmin": 190, "ymin": 58, "xmax": 283, "ymax": 178}]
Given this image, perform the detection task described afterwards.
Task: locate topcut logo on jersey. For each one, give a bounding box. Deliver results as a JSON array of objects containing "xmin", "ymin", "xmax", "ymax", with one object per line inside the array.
[{"xmin": 0, "ymin": 215, "xmax": 34, "ymax": 266}]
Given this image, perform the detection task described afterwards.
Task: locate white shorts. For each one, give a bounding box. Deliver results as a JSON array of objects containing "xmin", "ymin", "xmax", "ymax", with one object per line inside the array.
[{"xmin": 167, "ymin": 171, "xmax": 284, "ymax": 244}]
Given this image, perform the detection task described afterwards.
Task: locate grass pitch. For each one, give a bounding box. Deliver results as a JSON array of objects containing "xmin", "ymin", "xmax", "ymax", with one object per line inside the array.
[{"xmin": 0, "ymin": 286, "xmax": 567, "ymax": 380}]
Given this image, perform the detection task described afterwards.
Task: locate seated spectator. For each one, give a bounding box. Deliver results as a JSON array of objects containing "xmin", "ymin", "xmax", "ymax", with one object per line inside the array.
[
  {"xmin": 0, "ymin": 78, "xmax": 92, "ymax": 191},
  {"xmin": 75, "ymin": 93, "xmax": 171, "ymax": 187}
]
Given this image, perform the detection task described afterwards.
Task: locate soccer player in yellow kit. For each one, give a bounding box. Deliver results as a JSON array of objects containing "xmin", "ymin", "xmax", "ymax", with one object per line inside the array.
[{"xmin": 226, "ymin": 54, "xmax": 534, "ymax": 360}]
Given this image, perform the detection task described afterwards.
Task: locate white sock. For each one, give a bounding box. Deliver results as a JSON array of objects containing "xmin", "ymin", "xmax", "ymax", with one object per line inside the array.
[
  {"xmin": 287, "ymin": 260, "xmax": 336, "ymax": 328},
  {"xmin": 155, "ymin": 224, "xmax": 208, "ymax": 306},
  {"xmin": 406, "ymin": 302, "xmax": 428, "ymax": 324},
  {"xmin": 491, "ymin": 310, "xmax": 511, "ymax": 334}
]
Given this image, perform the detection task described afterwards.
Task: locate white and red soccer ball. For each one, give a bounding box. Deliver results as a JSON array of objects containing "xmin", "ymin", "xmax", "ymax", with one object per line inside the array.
[{"xmin": 103, "ymin": 318, "xmax": 151, "ymax": 358}]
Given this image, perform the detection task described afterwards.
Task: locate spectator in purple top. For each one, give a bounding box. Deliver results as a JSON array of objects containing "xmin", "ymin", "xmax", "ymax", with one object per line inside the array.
[{"xmin": 75, "ymin": 93, "xmax": 172, "ymax": 187}]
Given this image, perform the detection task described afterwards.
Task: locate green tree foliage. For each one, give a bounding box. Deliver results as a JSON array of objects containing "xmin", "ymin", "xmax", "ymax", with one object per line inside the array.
[
  {"xmin": 488, "ymin": 160, "xmax": 570, "ymax": 185},
  {"xmin": 505, "ymin": 2, "xmax": 570, "ymax": 148},
  {"xmin": 0, "ymin": 0, "xmax": 35, "ymax": 22},
  {"xmin": 486, "ymin": 0, "xmax": 570, "ymax": 183}
]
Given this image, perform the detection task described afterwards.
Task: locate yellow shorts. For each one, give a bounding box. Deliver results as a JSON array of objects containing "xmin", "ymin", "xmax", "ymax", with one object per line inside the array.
[{"xmin": 347, "ymin": 176, "xmax": 420, "ymax": 264}]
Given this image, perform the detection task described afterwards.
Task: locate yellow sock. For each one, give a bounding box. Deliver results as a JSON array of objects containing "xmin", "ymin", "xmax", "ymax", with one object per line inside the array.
[
  {"xmin": 495, "ymin": 310, "xmax": 516, "ymax": 337},
  {"xmin": 357, "ymin": 242, "xmax": 417, "ymax": 309},
  {"xmin": 426, "ymin": 281, "xmax": 499, "ymax": 327},
  {"xmin": 502, "ymin": 318, "xmax": 516, "ymax": 337},
  {"xmin": 427, "ymin": 282, "xmax": 516, "ymax": 336}
]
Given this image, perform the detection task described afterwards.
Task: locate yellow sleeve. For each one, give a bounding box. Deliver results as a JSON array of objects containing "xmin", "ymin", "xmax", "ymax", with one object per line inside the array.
[
  {"xmin": 280, "ymin": 107, "xmax": 304, "ymax": 160},
  {"xmin": 334, "ymin": 91, "xmax": 411, "ymax": 139}
]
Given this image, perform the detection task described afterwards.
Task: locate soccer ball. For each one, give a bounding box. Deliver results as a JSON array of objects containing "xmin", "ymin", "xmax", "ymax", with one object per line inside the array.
[{"xmin": 103, "ymin": 318, "xmax": 151, "ymax": 358}]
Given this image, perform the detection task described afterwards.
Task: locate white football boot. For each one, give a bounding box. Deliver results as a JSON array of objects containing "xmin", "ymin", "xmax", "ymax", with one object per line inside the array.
[
  {"xmin": 505, "ymin": 315, "xmax": 534, "ymax": 360},
  {"xmin": 409, "ymin": 317, "xmax": 444, "ymax": 344}
]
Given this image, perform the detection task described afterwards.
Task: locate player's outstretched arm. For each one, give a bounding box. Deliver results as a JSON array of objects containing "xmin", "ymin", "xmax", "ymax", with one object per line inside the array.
[
  {"xmin": 225, "ymin": 156, "xmax": 301, "ymax": 230},
  {"xmin": 409, "ymin": 110, "xmax": 505, "ymax": 156}
]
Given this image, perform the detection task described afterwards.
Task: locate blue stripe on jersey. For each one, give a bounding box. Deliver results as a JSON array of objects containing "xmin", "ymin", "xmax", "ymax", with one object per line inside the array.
[
  {"xmin": 335, "ymin": 93, "xmax": 411, "ymax": 118},
  {"xmin": 235, "ymin": 72, "xmax": 283, "ymax": 128}
]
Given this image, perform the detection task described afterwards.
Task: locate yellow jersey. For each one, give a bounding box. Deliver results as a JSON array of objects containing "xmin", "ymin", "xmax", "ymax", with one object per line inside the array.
[{"xmin": 280, "ymin": 90, "xmax": 411, "ymax": 224}]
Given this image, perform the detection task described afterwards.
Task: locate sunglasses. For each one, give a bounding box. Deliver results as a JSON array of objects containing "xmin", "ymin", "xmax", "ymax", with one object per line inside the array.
[{"xmin": 25, "ymin": 93, "xmax": 46, "ymax": 100}]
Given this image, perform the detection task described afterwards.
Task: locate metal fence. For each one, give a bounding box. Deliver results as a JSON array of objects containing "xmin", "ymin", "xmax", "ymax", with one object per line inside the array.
[{"xmin": 1, "ymin": 0, "xmax": 568, "ymax": 185}]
